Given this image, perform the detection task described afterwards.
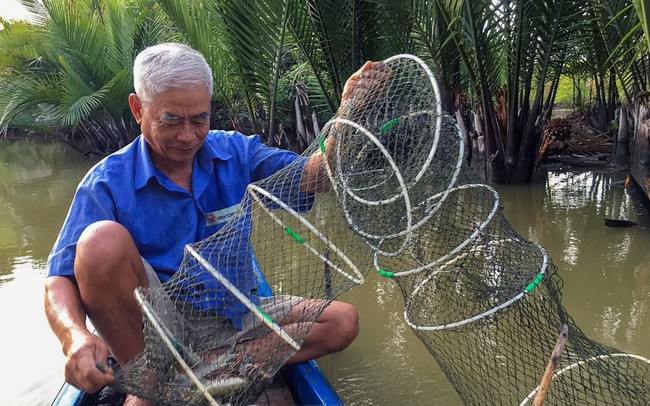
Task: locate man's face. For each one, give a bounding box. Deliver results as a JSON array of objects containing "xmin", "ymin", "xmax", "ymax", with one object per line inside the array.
[{"xmin": 129, "ymin": 87, "xmax": 211, "ymax": 167}]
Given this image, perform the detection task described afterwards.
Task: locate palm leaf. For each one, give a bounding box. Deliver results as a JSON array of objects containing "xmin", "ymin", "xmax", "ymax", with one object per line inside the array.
[
  {"xmin": 3, "ymin": 0, "xmax": 172, "ymax": 149},
  {"xmin": 633, "ymin": 0, "xmax": 650, "ymax": 53},
  {"xmin": 0, "ymin": 74, "xmax": 62, "ymax": 132},
  {"xmin": 288, "ymin": 0, "xmax": 370, "ymax": 109}
]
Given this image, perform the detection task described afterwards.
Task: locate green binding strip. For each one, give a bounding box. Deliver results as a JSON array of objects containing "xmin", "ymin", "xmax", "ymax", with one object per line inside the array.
[
  {"xmin": 525, "ymin": 272, "xmax": 545, "ymax": 293},
  {"xmin": 380, "ymin": 118, "xmax": 400, "ymax": 133},
  {"xmin": 319, "ymin": 136, "xmax": 326, "ymax": 153},
  {"xmin": 284, "ymin": 226, "xmax": 305, "ymax": 244},
  {"xmin": 378, "ymin": 269, "xmax": 395, "ymax": 278},
  {"xmin": 257, "ymin": 306, "xmax": 274, "ymax": 324}
]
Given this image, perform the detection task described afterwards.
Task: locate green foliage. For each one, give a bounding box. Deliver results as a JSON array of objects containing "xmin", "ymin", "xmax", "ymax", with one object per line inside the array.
[
  {"xmin": 554, "ymin": 75, "xmax": 590, "ymax": 107},
  {"xmin": 155, "ymin": 0, "xmax": 394, "ymax": 149},
  {"xmin": 634, "ymin": 0, "xmax": 650, "ymax": 54},
  {"xmin": 554, "ymin": 76, "xmax": 574, "ymax": 106},
  {"xmin": 0, "ymin": 0, "xmax": 175, "ymax": 153},
  {"xmin": 0, "ymin": 0, "xmax": 646, "ymax": 170},
  {"xmin": 584, "ymin": 0, "xmax": 645, "ymax": 103}
]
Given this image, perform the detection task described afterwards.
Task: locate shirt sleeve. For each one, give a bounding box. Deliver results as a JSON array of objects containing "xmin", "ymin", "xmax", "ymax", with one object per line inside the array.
[
  {"xmin": 47, "ymin": 177, "xmax": 116, "ymax": 277},
  {"xmin": 244, "ymin": 135, "xmax": 314, "ymax": 213},
  {"xmin": 245, "ymin": 134, "xmax": 302, "ymax": 181}
]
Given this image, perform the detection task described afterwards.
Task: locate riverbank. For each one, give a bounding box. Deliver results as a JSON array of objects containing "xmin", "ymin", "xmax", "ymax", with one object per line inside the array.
[{"xmin": 543, "ymin": 111, "xmax": 614, "ymax": 168}]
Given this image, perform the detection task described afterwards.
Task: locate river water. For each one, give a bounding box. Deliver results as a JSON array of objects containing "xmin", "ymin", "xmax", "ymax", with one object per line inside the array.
[{"xmin": 0, "ymin": 139, "xmax": 648, "ymax": 405}]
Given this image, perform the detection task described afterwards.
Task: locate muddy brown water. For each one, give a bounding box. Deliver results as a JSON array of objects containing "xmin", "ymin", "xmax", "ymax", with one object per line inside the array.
[{"xmin": 1, "ymin": 139, "xmax": 648, "ymax": 405}]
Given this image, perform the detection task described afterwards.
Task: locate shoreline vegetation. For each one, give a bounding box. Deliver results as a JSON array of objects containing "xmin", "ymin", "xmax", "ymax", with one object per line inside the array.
[
  {"xmin": 0, "ymin": 105, "xmax": 616, "ymax": 172},
  {"xmin": 1, "ymin": 1, "xmax": 649, "ymax": 184}
]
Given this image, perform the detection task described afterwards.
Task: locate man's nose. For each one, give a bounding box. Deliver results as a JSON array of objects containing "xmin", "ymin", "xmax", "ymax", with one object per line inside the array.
[{"xmin": 177, "ymin": 121, "xmax": 194, "ymax": 141}]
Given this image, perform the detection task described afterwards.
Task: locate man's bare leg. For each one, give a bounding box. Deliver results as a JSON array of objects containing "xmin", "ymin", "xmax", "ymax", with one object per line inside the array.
[
  {"xmin": 74, "ymin": 220, "xmax": 154, "ymax": 406},
  {"xmin": 286, "ymin": 300, "xmax": 359, "ymax": 363},
  {"xmin": 221, "ymin": 299, "xmax": 359, "ymax": 368}
]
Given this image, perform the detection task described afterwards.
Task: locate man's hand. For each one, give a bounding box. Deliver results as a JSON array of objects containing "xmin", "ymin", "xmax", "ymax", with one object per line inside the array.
[
  {"xmin": 340, "ymin": 61, "xmax": 392, "ymax": 112},
  {"xmin": 302, "ymin": 60, "xmax": 393, "ymax": 193},
  {"xmin": 64, "ymin": 331, "xmax": 114, "ymax": 393}
]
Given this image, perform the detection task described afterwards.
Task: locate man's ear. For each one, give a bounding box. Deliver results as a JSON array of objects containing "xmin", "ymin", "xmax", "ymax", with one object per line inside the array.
[{"xmin": 128, "ymin": 93, "xmax": 143, "ymax": 124}]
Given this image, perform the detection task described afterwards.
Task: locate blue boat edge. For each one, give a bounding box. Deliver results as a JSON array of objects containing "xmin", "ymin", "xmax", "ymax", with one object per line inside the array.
[
  {"xmin": 282, "ymin": 360, "xmax": 343, "ymax": 406},
  {"xmin": 51, "ymin": 360, "xmax": 343, "ymax": 406}
]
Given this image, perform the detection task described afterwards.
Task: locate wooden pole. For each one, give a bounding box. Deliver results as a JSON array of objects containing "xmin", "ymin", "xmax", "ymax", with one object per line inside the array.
[
  {"xmin": 533, "ymin": 324, "xmax": 569, "ymax": 406},
  {"xmin": 323, "ymin": 248, "xmax": 332, "ymax": 300}
]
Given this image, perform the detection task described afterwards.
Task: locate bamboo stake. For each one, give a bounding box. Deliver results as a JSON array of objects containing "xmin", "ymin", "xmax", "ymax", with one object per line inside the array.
[{"xmin": 533, "ymin": 324, "xmax": 569, "ymax": 406}]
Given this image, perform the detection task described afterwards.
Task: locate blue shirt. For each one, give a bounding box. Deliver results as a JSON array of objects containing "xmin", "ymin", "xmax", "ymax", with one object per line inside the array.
[{"xmin": 48, "ymin": 130, "xmax": 308, "ymax": 325}]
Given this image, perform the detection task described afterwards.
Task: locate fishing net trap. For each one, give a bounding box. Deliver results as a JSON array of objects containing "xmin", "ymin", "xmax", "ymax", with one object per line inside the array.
[{"xmin": 114, "ymin": 54, "xmax": 650, "ymax": 405}]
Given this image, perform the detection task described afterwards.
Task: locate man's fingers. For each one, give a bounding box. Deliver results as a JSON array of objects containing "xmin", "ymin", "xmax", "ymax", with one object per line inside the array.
[
  {"xmin": 340, "ymin": 60, "xmax": 393, "ymax": 110},
  {"xmin": 351, "ymin": 61, "xmax": 376, "ymax": 84},
  {"xmin": 350, "ymin": 61, "xmax": 372, "ymax": 78},
  {"xmin": 65, "ymin": 366, "xmax": 102, "ymax": 393},
  {"xmin": 355, "ymin": 63, "xmax": 390, "ymax": 87},
  {"xmin": 364, "ymin": 62, "xmax": 390, "ymax": 78},
  {"xmin": 359, "ymin": 60, "xmax": 373, "ymax": 72},
  {"xmin": 76, "ymin": 354, "xmax": 114, "ymax": 392},
  {"xmin": 94, "ymin": 343, "xmax": 112, "ymax": 374},
  {"xmin": 64, "ymin": 338, "xmax": 115, "ymax": 394}
]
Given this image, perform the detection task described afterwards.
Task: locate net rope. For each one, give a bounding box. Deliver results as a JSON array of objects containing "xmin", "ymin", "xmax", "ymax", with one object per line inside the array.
[{"xmin": 114, "ymin": 54, "xmax": 650, "ymax": 405}]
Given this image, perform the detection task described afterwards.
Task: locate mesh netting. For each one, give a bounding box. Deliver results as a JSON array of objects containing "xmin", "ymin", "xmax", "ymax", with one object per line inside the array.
[{"xmin": 114, "ymin": 54, "xmax": 650, "ymax": 405}]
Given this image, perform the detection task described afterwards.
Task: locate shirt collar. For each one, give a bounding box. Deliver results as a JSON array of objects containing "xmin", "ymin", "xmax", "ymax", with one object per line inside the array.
[
  {"xmin": 196, "ymin": 133, "xmax": 232, "ymax": 171},
  {"xmin": 133, "ymin": 132, "xmax": 233, "ymax": 191},
  {"xmin": 134, "ymin": 135, "xmax": 156, "ymax": 190}
]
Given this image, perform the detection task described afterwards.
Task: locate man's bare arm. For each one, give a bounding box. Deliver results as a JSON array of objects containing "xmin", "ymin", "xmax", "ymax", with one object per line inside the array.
[{"xmin": 45, "ymin": 276, "xmax": 114, "ymax": 392}]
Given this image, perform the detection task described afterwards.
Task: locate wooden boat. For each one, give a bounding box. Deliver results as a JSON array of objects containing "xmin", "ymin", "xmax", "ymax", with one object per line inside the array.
[{"xmin": 51, "ymin": 254, "xmax": 344, "ymax": 405}]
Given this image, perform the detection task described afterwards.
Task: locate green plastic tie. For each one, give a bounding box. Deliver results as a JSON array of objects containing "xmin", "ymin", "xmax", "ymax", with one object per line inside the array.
[
  {"xmin": 284, "ymin": 226, "xmax": 305, "ymax": 244},
  {"xmin": 380, "ymin": 118, "xmax": 400, "ymax": 133},
  {"xmin": 525, "ymin": 272, "xmax": 545, "ymax": 293},
  {"xmin": 257, "ymin": 306, "xmax": 274, "ymax": 323},
  {"xmin": 377, "ymin": 269, "xmax": 395, "ymax": 278},
  {"xmin": 319, "ymin": 136, "xmax": 326, "ymax": 153}
]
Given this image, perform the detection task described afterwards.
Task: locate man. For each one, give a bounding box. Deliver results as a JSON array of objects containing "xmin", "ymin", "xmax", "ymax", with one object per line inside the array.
[{"xmin": 45, "ymin": 42, "xmax": 379, "ymax": 405}]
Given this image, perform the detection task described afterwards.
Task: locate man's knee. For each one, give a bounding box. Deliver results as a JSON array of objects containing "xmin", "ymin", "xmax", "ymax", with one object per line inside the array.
[
  {"xmin": 328, "ymin": 301, "xmax": 360, "ymax": 351},
  {"xmin": 75, "ymin": 220, "xmax": 140, "ymax": 282},
  {"xmin": 77, "ymin": 220, "xmax": 131, "ymax": 254}
]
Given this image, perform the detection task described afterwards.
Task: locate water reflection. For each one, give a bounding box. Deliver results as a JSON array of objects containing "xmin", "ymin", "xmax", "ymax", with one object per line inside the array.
[
  {"xmin": 0, "ymin": 139, "xmax": 97, "ymax": 280},
  {"xmin": 0, "ymin": 139, "xmax": 648, "ymax": 405},
  {"xmin": 0, "ymin": 139, "xmax": 96, "ymax": 405},
  {"xmin": 496, "ymin": 170, "xmax": 650, "ymax": 357},
  {"xmin": 327, "ymin": 277, "xmax": 462, "ymax": 405}
]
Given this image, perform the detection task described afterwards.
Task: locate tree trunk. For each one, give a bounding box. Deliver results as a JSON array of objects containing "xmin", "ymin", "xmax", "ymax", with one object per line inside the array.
[
  {"xmin": 481, "ymin": 104, "xmax": 506, "ymax": 184},
  {"xmin": 311, "ymin": 110, "xmax": 320, "ymax": 143},
  {"xmin": 295, "ymin": 94, "xmax": 307, "ymax": 151},
  {"xmin": 473, "ymin": 111, "xmax": 484, "ymax": 160},
  {"xmin": 629, "ymin": 93, "xmax": 650, "ymax": 205},
  {"xmin": 612, "ymin": 104, "xmax": 631, "ymax": 168},
  {"xmin": 456, "ymin": 109, "xmax": 472, "ymax": 165},
  {"xmin": 515, "ymin": 100, "xmax": 542, "ymax": 183},
  {"xmin": 439, "ymin": 80, "xmax": 457, "ymax": 116},
  {"xmin": 478, "ymin": 107, "xmax": 507, "ymax": 183}
]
